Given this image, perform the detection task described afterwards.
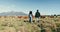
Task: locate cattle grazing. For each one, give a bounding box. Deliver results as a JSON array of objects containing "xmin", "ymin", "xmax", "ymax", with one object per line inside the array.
[
  {"xmin": 40, "ymin": 16, "xmax": 45, "ymax": 18},
  {"xmin": 18, "ymin": 16, "xmax": 22, "ymax": 18}
]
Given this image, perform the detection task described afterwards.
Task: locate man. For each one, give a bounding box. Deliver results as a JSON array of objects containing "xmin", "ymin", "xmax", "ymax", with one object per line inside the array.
[{"xmin": 35, "ymin": 10, "xmax": 40, "ymax": 21}]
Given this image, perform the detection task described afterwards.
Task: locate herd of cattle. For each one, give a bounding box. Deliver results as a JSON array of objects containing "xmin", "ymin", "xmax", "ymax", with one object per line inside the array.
[{"xmin": 0, "ymin": 15, "xmax": 58, "ymax": 19}]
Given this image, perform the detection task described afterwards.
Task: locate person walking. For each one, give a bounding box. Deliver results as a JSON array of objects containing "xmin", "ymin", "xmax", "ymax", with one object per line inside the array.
[
  {"xmin": 29, "ymin": 11, "xmax": 33, "ymax": 23},
  {"xmin": 35, "ymin": 10, "xmax": 40, "ymax": 22}
]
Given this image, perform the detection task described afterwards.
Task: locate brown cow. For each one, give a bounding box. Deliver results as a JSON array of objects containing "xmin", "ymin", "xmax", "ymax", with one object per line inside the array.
[
  {"xmin": 0, "ymin": 16, "xmax": 2, "ymax": 18},
  {"xmin": 4, "ymin": 16, "xmax": 7, "ymax": 18},
  {"xmin": 18, "ymin": 16, "xmax": 22, "ymax": 18},
  {"xmin": 23, "ymin": 16, "xmax": 28, "ymax": 19},
  {"xmin": 49, "ymin": 16, "xmax": 54, "ymax": 18},
  {"xmin": 41, "ymin": 16, "xmax": 45, "ymax": 18}
]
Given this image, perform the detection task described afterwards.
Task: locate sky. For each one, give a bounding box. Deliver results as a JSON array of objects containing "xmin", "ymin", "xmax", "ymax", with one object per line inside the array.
[{"xmin": 0, "ymin": 0, "xmax": 60, "ymax": 15}]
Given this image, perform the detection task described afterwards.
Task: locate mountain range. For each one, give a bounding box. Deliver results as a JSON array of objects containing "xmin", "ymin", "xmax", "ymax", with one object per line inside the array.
[{"xmin": 0, "ymin": 11, "xmax": 28, "ymax": 16}]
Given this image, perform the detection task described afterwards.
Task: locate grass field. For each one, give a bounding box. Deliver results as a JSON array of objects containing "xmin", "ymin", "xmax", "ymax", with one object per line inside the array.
[{"xmin": 0, "ymin": 16, "xmax": 60, "ymax": 32}]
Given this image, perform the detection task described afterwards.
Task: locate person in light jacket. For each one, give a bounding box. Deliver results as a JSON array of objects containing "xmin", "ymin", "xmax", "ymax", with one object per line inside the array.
[{"xmin": 29, "ymin": 11, "xmax": 33, "ymax": 23}]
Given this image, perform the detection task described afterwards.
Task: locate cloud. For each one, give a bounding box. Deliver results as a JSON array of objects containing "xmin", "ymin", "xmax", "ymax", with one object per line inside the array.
[{"xmin": 0, "ymin": 5, "xmax": 16, "ymax": 13}]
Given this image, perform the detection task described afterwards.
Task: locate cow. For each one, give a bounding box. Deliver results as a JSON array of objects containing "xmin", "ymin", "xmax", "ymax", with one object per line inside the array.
[
  {"xmin": 40, "ymin": 16, "xmax": 45, "ymax": 18},
  {"xmin": 18, "ymin": 16, "xmax": 22, "ymax": 19}
]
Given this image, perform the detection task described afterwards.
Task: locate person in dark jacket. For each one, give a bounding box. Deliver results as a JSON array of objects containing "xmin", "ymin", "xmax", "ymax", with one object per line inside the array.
[
  {"xmin": 29, "ymin": 11, "xmax": 33, "ymax": 23},
  {"xmin": 35, "ymin": 10, "xmax": 40, "ymax": 21}
]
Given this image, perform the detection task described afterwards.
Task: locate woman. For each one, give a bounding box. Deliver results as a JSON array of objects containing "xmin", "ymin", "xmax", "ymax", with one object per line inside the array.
[{"xmin": 29, "ymin": 11, "xmax": 33, "ymax": 23}]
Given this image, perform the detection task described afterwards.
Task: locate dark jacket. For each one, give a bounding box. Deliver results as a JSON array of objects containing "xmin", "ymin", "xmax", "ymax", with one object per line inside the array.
[{"xmin": 35, "ymin": 12, "xmax": 40, "ymax": 18}]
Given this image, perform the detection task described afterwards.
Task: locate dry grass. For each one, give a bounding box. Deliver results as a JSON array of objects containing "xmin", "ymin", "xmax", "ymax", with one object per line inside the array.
[{"xmin": 0, "ymin": 16, "xmax": 60, "ymax": 32}]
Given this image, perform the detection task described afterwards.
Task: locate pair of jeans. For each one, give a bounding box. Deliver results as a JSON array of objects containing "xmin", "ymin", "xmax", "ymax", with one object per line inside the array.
[{"xmin": 29, "ymin": 17, "xmax": 32, "ymax": 23}]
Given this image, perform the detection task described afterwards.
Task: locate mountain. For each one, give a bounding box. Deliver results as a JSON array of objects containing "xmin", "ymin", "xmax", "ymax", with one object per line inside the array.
[{"xmin": 0, "ymin": 11, "xmax": 28, "ymax": 16}]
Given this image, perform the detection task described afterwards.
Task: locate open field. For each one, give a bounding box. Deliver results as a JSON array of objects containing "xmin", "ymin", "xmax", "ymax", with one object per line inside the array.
[{"xmin": 0, "ymin": 16, "xmax": 60, "ymax": 32}]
